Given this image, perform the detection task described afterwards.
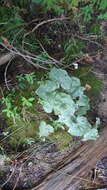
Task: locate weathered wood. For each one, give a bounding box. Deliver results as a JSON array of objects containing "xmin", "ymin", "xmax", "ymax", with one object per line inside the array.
[
  {"xmin": 0, "ymin": 142, "xmax": 83, "ymax": 190},
  {"xmin": 1, "ymin": 127, "xmax": 107, "ymax": 190},
  {"xmin": 0, "ymin": 53, "xmax": 15, "ymax": 66},
  {"xmin": 32, "ymin": 127, "xmax": 107, "ymax": 190}
]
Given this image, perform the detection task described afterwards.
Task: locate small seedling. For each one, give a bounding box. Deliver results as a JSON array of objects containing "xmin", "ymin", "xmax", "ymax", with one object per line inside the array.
[
  {"xmin": 17, "ymin": 72, "xmax": 36, "ymax": 85},
  {"xmin": 21, "ymin": 96, "xmax": 35, "ymax": 107},
  {"xmin": 2, "ymin": 96, "xmax": 19, "ymax": 124}
]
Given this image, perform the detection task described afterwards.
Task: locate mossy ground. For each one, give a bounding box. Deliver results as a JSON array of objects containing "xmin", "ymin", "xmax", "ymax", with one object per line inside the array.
[
  {"xmin": 73, "ymin": 65, "xmax": 102, "ymax": 97},
  {"xmin": 0, "ymin": 67, "xmax": 102, "ymax": 152}
]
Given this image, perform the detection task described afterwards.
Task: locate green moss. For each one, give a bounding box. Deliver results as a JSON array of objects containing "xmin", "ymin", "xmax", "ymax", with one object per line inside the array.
[
  {"xmin": 1, "ymin": 68, "xmax": 102, "ymax": 151},
  {"xmin": 63, "ymin": 39, "xmax": 85, "ymax": 64},
  {"xmin": 49, "ymin": 130, "xmax": 72, "ymax": 150},
  {"xmin": 73, "ymin": 66, "xmax": 102, "ymax": 97},
  {"xmin": 1, "ymin": 72, "xmax": 52, "ymax": 150},
  {"xmin": 8, "ymin": 119, "xmax": 38, "ymax": 148},
  {"xmin": 89, "ymin": 23, "xmax": 101, "ymax": 35}
]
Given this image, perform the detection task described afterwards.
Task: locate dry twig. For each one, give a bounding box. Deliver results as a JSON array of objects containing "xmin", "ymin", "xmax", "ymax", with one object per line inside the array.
[{"xmin": 0, "ymin": 42, "xmax": 61, "ymax": 69}]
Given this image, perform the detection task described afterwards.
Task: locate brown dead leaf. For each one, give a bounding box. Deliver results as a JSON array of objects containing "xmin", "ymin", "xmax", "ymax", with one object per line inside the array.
[
  {"xmin": 1, "ymin": 36, "xmax": 10, "ymax": 46},
  {"xmin": 85, "ymin": 84, "xmax": 92, "ymax": 91},
  {"xmin": 82, "ymin": 54, "xmax": 94, "ymax": 64}
]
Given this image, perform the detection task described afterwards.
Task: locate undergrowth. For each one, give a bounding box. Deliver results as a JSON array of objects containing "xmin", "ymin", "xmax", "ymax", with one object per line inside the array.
[
  {"xmin": 0, "ymin": 0, "xmax": 105, "ymax": 152},
  {"xmin": 0, "ymin": 0, "xmax": 106, "ymax": 67},
  {"xmin": 0, "ymin": 67, "xmax": 101, "ymax": 151}
]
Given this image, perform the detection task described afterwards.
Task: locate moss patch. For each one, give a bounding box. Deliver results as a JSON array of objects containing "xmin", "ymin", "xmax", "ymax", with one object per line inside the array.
[
  {"xmin": 49, "ymin": 129, "xmax": 72, "ymax": 150},
  {"xmin": 1, "ymin": 71, "xmax": 74, "ymax": 151},
  {"xmin": 1, "ymin": 68, "xmax": 101, "ymax": 152},
  {"xmin": 73, "ymin": 66, "xmax": 102, "ymax": 97}
]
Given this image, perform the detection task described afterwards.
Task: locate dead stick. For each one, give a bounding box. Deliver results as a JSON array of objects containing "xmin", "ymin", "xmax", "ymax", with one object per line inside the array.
[{"xmin": 0, "ymin": 53, "xmax": 15, "ymax": 66}]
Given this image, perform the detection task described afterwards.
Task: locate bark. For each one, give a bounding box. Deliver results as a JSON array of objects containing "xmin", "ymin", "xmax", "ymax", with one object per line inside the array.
[
  {"xmin": 32, "ymin": 127, "xmax": 107, "ymax": 190},
  {"xmin": 1, "ymin": 127, "xmax": 107, "ymax": 190}
]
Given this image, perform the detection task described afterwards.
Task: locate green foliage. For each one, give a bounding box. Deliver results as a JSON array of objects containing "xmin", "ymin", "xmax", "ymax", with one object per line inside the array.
[
  {"xmin": 63, "ymin": 39, "xmax": 85, "ymax": 63},
  {"xmin": 89, "ymin": 23, "xmax": 101, "ymax": 35},
  {"xmin": 36, "ymin": 67, "xmax": 100, "ymax": 141},
  {"xmin": 17, "ymin": 73, "xmax": 36, "ymax": 85},
  {"xmin": 0, "ymin": 0, "xmax": 103, "ymax": 149},
  {"xmin": 0, "ymin": 6, "xmax": 24, "ymax": 37},
  {"xmin": 29, "ymin": 0, "xmax": 105, "ymax": 22},
  {"xmin": 0, "ymin": 4, "xmax": 39, "ymax": 52},
  {"xmin": 2, "ymin": 95, "xmax": 19, "ymax": 124},
  {"xmin": 73, "ymin": 66, "xmax": 102, "ymax": 97},
  {"xmin": 98, "ymin": 12, "xmax": 107, "ymax": 19},
  {"xmin": 24, "ymin": 73, "xmax": 36, "ymax": 84},
  {"xmin": 31, "ymin": 0, "xmax": 64, "ymax": 14},
  {"xmin": 0, "ymin": 0, "xmax": 106, "ymax": 47},
  {"xmin": 1, "ymin": 72, "xmax": 38, "ymax": 148},
  {"xmin": 11, "ymin": 0, "xmax": 29, "ymax": 8},
  {"xmin": 17, "ymin": 72, "xmax": 37, "ymax": 90},
  {"xmin": 2, "ymin": 73, "xmax": 36, "ymax": 125},
  {"xmin": 81, "ymin": 5, "xmax": 93, "ymax": 22},
  {"xmin": 21, "ymin": 97, "xmax": 35, "ymax": 107},
  {"xmin": 80, "ymin": 0, "xmax": 107, "ymax": 22},
  {"xmin": 0, "ymin": 0, "xmax": 105, "ymax": 66},
  {"xmin": 29, "ymin": 0, "xmax": 107, "ymax": 22},
  {"xmin": 98, "ymin": 0, "xmax": 107, "ymax": 10}
]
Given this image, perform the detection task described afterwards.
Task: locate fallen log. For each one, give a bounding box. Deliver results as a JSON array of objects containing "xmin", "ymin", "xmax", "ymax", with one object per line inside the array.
[
  {"xmin": 1, "ymin": 127, "xmax": 107, "ymax": 190},
  {"xmin": 32, "ymin": 127, "xmax": 107, "ymax": 190}
]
